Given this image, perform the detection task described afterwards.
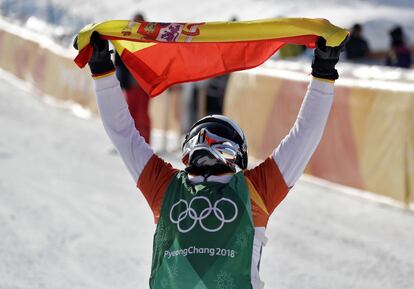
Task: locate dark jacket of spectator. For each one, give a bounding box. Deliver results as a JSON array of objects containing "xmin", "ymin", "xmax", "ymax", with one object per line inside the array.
[
  {"xmin": 386, "ymin": 26, "xmax": 412, "ymax": 69},
  {"xmin": 115, "ymin": 52, "xmax": 136, "ymax": 89},
  {"xmin": 205, "ymin": 74, "xmax": 230, "ymax": 115},
  {"xmin": 345, "ymin": 24, "xmax": 370, "ymax": 60}
]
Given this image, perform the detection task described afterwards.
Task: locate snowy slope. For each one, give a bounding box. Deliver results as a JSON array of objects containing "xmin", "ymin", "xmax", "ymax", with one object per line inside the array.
[{"xmin": 15, "ymin": 0, "xmax": 414, "ymax": 51}]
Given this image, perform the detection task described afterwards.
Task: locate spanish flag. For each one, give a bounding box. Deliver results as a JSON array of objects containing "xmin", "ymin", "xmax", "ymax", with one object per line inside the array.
[{"xmin": 74, "ymin": 18, "xmax": 348, "ymax": 97}]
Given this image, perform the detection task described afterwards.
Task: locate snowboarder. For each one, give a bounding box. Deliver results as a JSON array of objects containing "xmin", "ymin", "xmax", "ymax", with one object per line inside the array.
[{"xmin": 76, "ymin": 33, "xmax": 344, "ymax": 289}]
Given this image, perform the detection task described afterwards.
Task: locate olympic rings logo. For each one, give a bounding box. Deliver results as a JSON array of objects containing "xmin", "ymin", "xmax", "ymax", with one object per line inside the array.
[{"xmin": 169, "ymin": 196, "xmax": 238, "ymax": 233}]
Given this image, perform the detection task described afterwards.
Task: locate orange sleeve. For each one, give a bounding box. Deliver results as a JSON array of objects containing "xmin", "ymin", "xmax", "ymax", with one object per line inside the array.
[
  {"xmin": 137, "ymin": 154, "xmax": 179, "ymax": 222},
  {"xmin": 244, "ymin": 156, "xmax": 290, "ymax": 216}
]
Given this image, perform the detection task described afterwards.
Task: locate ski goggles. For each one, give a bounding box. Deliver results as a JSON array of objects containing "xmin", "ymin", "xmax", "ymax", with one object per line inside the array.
[{"xmin": 182, "ymin": 128, "xmax": 241, "ymax": 168}]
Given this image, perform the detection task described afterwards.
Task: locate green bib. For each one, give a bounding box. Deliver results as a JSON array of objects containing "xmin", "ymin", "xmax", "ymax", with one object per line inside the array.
[{"xmin": 150, "ymin": 171, "xmax": 254, "ymax": 289}]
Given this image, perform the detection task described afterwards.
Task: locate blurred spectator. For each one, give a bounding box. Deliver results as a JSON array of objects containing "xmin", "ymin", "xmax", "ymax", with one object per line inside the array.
[
  {"xmin": 386, "ymin": 26, "xmax": 412, "ymax": 69},
  {"xmin": 345, "ymin": 24, "xmax": 370, "ymax": 61},
  {"xmin": 114, "ymin": 12, "xmax": 152, "ymax": 143},
  {"xmin": 178, "ymin": 16, "xmax": 240, "ymax": 135},
  {"xmin": 203, "ymin": 16, "xmax": 238, "ymax": 115},
  {"xmin": 205, "ymin": 74, "xmax": 230, "ymax": 115}
]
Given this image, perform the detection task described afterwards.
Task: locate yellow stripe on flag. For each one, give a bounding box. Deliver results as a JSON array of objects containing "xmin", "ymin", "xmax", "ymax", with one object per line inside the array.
[
  {"xmin": 112, "ymin": 40, "xmax": 156, "ymax": 55},
  {"xmin": 76, "ymin": 18, "xmax": 348, "ymax": 52}
]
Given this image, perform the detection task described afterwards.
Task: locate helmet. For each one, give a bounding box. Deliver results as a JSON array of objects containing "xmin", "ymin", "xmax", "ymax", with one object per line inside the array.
[{"xmin": 182, "ymin": 115, "xmax": 248, "ymax": 175}]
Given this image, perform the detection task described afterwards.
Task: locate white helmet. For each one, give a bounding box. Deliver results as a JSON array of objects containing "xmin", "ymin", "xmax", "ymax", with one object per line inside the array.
[{"xmin": 182, "ymin": 115, "xmax": 248, "ymax": 175}]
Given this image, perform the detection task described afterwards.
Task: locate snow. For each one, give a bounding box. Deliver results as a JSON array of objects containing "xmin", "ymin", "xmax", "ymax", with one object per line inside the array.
[
  {"xmin": 1, "ymin": 0, "xmax": 414, "ymax": 51},
  {"xmin": 1, "ymin": 70, "xmax": 414, "ymax": 289}
]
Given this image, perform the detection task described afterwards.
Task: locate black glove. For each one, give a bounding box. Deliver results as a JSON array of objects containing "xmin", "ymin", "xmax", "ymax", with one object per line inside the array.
[
  {"xmin": 311, "ymin": 37, "xmax": 347, "ymax": 81},
  {"xmin": 73, "ymin": 32, "xmax": 114, "ymax": 75}
]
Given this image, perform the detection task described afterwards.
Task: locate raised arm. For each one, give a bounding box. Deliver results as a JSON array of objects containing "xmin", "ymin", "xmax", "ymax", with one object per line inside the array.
[
  {"xmin": 273, "ymin": 77, "xmax": 333, "ymax": 187},
  {"xmin": 76, "ymin": 32, "xmax": 154, "ymax": 182},
  {"xmin": 94, "ymin": 74, "xmax": 154, "ymax": 182},
  {"xmin": 274, "ymin": 38, "xmax": 345, "ymax": 187},
  {"xmin": 242, "ymin": 38, "xmax": 346, "ymax": 216},
  {"xmin": 244, "ymin": 77, "xmax": 335, "ymax": 215}
]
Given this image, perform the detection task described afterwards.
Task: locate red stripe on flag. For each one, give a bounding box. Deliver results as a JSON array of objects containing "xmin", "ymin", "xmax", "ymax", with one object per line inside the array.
[
  {"xmin": 120, "ymin": 35, "xmax": 318, "ymax": 97},
  {"xmin": 74, "ymin": 44, "xmax": 93, "ymax": 68}
]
